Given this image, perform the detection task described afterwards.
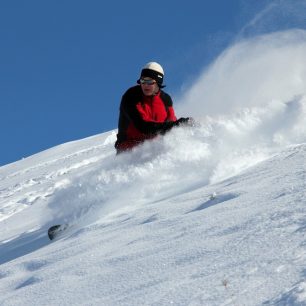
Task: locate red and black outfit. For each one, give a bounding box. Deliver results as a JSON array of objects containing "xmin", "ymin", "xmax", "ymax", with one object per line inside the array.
[{"xmin": 115, "ymin": 85, "xmax": 178, "ymax": 152}]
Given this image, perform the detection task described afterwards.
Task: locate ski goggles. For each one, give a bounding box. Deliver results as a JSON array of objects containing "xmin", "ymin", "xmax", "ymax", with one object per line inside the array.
[{"xmin": 139, "ymin": 78, "xmax": 156, "ymax": 85}]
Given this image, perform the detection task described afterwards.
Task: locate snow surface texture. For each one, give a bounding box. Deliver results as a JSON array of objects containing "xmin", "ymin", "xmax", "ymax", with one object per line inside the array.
[{"xmin": 1, "ymin": 29, "xmax": 306, "ymax": 305}]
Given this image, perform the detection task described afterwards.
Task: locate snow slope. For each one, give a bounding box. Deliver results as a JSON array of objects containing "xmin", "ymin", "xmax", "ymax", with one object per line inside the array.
[{"xmin": 1, "ymin": 30, "xmax": 306, "ymax": 305}]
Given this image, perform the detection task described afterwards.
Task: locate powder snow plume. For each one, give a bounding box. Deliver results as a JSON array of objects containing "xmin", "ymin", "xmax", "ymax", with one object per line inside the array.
[
  {"xmin": 176, "ymin": 29, "xmax": 306, "ymax": 117},
  {"xmin": 174, "ymin": 28, "xmax": 306, "ymax": 177}
]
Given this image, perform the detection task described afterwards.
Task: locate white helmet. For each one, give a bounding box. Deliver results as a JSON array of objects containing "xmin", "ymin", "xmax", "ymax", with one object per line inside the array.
[
  {"xmin": 138, "ymin": 61, "xmax": 165, "ymax": 87},
  {"xmin": 143, "ymin": 62, "xmax": 164, "ymax": 76}
]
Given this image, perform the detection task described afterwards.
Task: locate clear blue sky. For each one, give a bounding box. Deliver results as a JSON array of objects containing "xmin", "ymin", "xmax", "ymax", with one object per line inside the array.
[{"xmin": 0, "ymin": 0, "xmax": 301, "ymax": 166}]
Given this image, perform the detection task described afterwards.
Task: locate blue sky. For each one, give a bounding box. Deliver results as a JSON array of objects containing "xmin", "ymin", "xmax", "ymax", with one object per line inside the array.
[{"xmin": 0, "ymin": 0, "xmax": 301, "ymax": 166}]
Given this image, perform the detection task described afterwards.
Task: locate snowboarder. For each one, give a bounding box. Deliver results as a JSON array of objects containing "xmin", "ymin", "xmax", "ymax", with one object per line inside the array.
[{"xmin": 115, "ymin": 62, "xmax": 192, "ymax": 153}]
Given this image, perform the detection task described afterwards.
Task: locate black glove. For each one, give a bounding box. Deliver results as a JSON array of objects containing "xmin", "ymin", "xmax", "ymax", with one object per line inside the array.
[
  {"xmin": 175, "ymin": 117, "xmax": 194, "ymax": 126},
  {"xmin": 159, "ymin": 117, "xmax": 194, "ymax": 135}
]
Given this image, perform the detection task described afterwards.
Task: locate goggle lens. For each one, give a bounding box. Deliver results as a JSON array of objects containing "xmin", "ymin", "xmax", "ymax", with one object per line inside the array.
[{"xmin": 140, "ymin": 79, "xmax": 156, "ymax": 85}]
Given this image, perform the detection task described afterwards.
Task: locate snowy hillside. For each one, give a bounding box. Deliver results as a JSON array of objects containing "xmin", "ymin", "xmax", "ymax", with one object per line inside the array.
[{"xmin": 1, "ymin": 30, "xmax": 306, "ymax": 305}]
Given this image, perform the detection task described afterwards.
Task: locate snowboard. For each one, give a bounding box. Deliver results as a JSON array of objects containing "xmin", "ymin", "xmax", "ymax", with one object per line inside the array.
[{"xmin": 48, "ymin": 224, "xmax": 69, "ymax": 240}]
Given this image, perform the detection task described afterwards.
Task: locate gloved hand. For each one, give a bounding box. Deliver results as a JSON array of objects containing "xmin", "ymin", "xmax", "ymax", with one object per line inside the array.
[
  {"xmin": 159, "ymin": 117, "xmax": 195, "ymax": 135},
  {"xmin": 175, "ymin": 117, "xmax": 195, "ymax": 127}
]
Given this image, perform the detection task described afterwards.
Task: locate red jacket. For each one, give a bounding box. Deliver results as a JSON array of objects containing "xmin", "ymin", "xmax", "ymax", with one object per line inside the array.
[{"xmin": 115, "ymin": 85, "xmax": 177, "ymax": 152}]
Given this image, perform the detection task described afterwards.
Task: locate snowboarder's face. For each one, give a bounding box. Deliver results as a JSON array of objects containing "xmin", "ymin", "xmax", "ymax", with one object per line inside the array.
[{"xmin": 140, "ymin": 78, "xmax": 159, "ymax": 96}]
